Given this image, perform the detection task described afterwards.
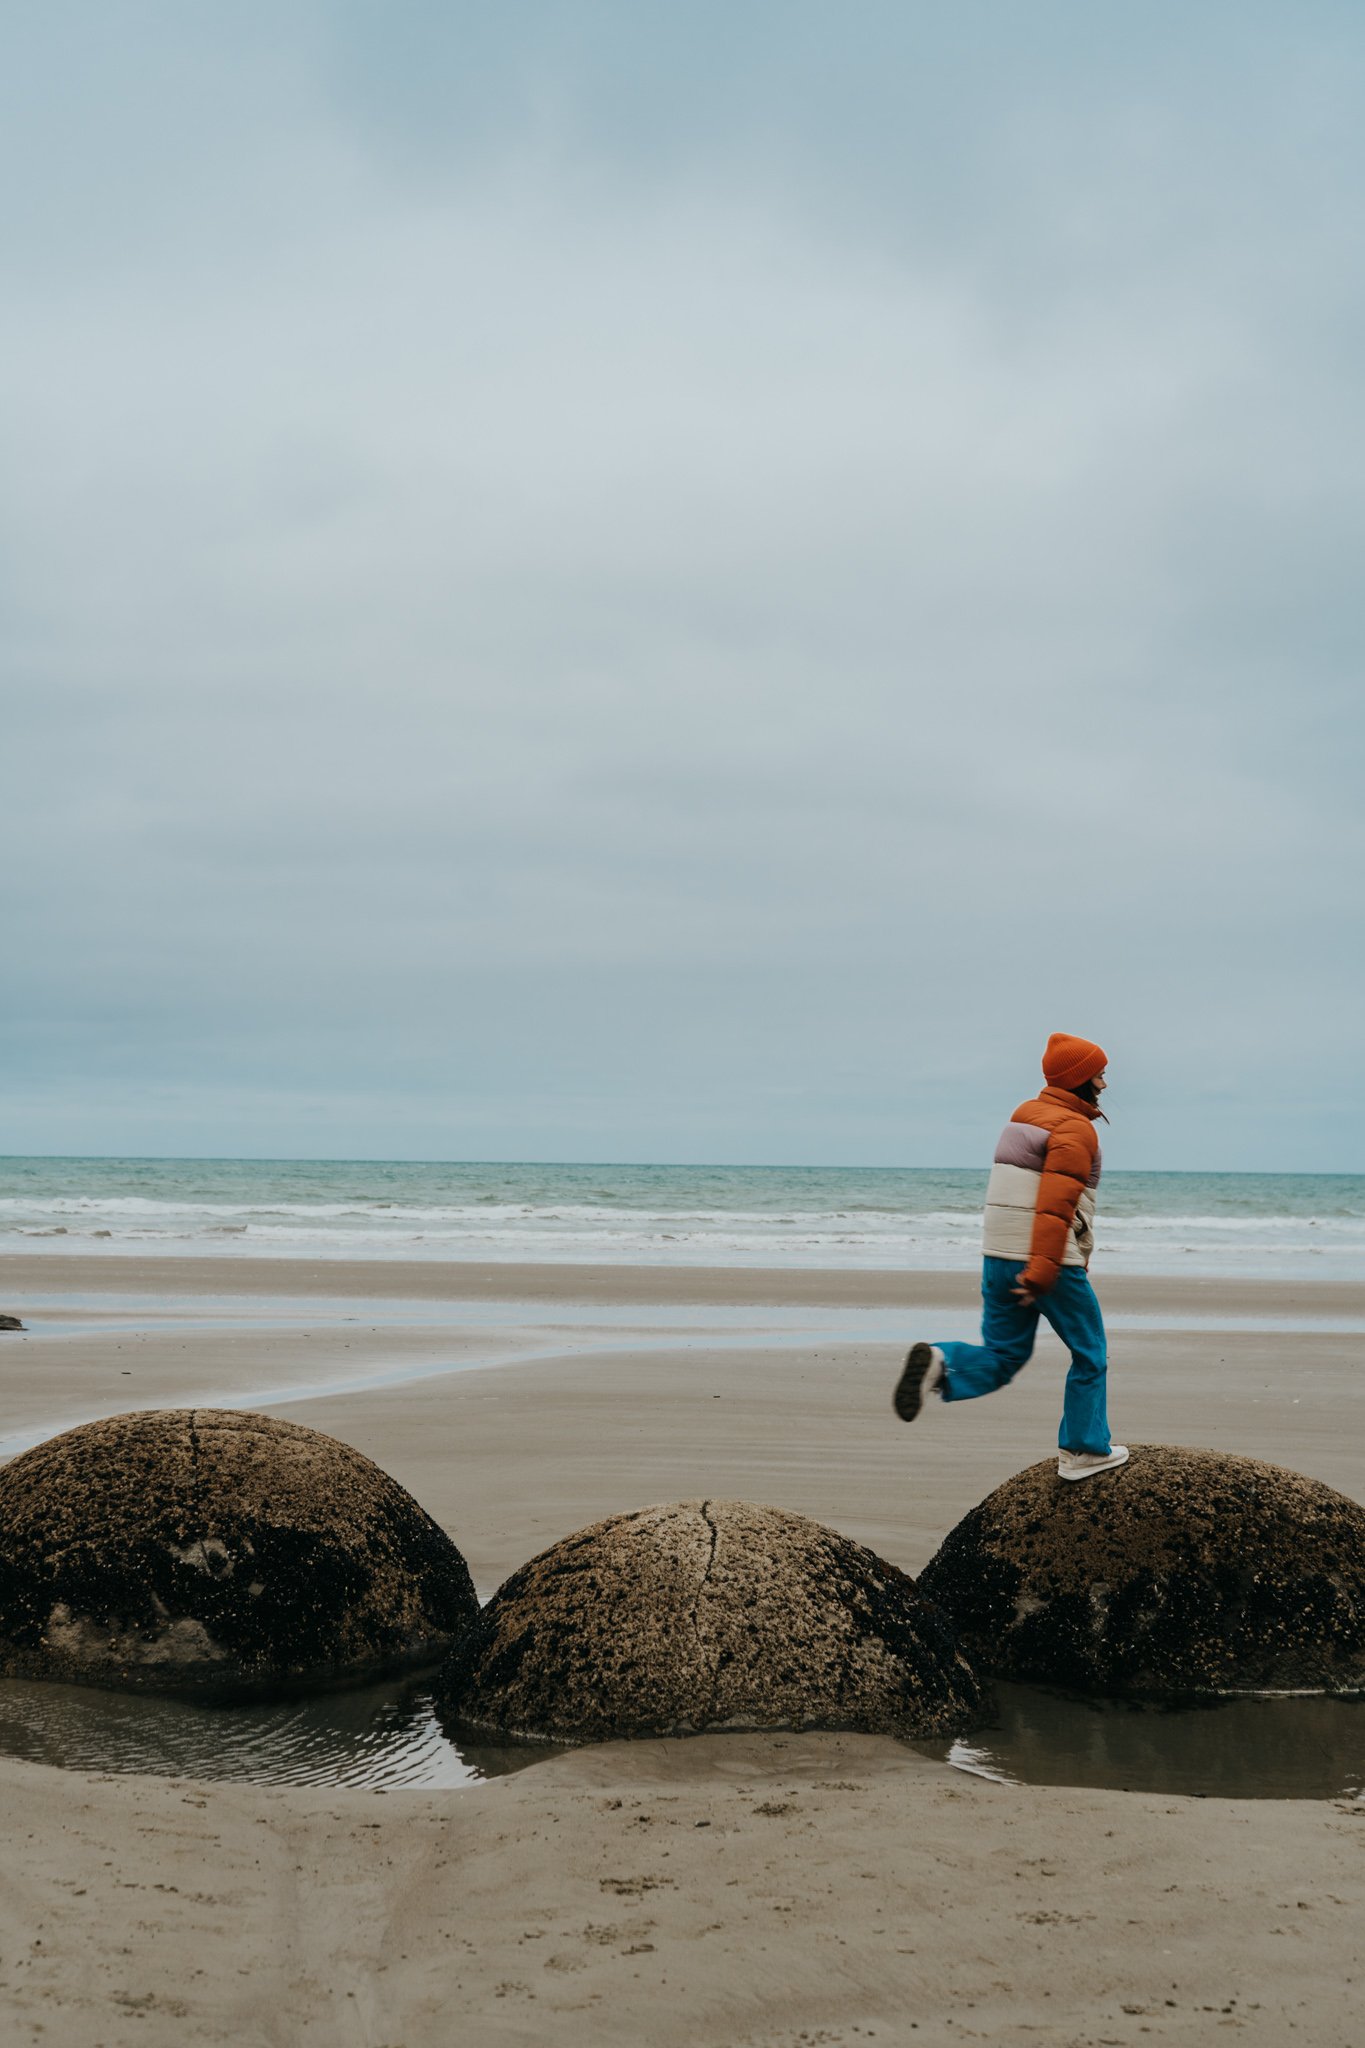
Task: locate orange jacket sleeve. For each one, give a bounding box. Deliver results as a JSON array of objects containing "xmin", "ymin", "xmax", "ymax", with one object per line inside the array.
[{"xmin": 1022, "ymin": 1115, "xmax": 1097, "ymax": 1293}]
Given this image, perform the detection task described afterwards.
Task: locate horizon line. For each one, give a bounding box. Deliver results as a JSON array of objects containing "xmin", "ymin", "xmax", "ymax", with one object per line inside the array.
[{"xmin": 0, "ymin": 1154, "xmax": 1359, "ymax": 1178}]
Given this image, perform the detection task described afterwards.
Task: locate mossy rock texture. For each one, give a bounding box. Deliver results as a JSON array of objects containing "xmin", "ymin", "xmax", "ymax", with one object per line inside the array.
[
  {"xmin": 0, "ymin": 1409, "xmax": 478, "ymax": 1699},
  {"xmin": 437, "ymin": 1498, "xmax": 982, "ymax": 1743},
  {"xmin": 917, "ymin": 1445, "xmax": 1365, "ymax": 1698}
]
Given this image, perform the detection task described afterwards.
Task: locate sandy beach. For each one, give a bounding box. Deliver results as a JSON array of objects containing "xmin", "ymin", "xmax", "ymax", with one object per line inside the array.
[
  {"xmin": 11, "ymin": 0, "xmax": 1365, "ymax": 2036},
  {"xmin": 1, "ymin": 1256, "xmax": 1362, "ymax": 2045}
]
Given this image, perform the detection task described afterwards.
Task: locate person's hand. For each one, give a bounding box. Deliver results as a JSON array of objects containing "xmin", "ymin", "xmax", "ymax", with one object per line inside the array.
[{"xmin": 1012, "ymin": 1277, "xmax": 1038, "ymax": 1306}]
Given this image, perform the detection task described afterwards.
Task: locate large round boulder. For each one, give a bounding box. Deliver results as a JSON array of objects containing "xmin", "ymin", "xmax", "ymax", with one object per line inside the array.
[
  {"xmin": 0, "ymin": 1409, "xmax": 478, "ymax": 1699},
  {"xmin": 437, "ymin": 1498, "xmax": 982, "ymax": 1743},
  {"xmin": 917, "ymin": 1445, "xmax": 1365, "ymax": 1698}
]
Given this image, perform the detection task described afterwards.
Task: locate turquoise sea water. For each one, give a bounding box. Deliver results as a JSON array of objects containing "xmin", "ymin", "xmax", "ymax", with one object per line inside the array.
[{"xmin": 1, "ymin": 1158, "xmax": 1362, "ymax": 1279}]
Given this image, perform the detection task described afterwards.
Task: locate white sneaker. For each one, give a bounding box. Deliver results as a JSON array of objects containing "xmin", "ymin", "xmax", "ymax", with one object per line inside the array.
[
  {"xmin": 1057, "ymin": 1445, "xmax": 1130, "ymax": 1482},
  {"xmin": 894, "ymin": 1343, "xmax": 945, "ymax": 1423}
]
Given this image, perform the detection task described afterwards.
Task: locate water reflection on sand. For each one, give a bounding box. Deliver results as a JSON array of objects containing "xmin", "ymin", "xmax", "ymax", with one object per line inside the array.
[
  {"xmin": 0, "ymin": 1672, "xmax": 1360, "ymax": 1800},
  {"xmin": 923, "ymin": 1681, "xmax": 1365, "ymax": 1801},
  {"xmin": 0, "ymin": 1675, "xmax": 558, "ymax": 1789}
]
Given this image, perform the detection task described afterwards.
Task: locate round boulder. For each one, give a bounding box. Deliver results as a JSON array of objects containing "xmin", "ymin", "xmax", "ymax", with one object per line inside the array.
[
  {"xmin": 0, "ymin": 1409, "xmax": 478, "ymax": 1699},
  {"xmin": 437, "ymin": 1498, "xmax": 982, "ymax": 1743},
  {"xmin": 917, "ymin": 1445, "xmax": 1365, "ymax": 1698}
]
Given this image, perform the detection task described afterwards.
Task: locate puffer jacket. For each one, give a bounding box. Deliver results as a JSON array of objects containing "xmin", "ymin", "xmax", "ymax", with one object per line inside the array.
[{"xmin": 981, "ymin": 1086, "xmax": 1103, "ymax": 1293}]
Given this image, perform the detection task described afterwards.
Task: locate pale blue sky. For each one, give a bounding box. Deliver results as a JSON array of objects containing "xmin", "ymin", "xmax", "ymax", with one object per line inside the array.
[{"xmin": 2, "ymin": 3, "xmax": 1362, "ymax": 1169}]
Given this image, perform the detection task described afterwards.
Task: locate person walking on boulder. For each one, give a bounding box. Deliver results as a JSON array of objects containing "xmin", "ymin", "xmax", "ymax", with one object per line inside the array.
[{"xmin": 894, "ymin": 1033, "xmax": 1128, "ymax": 1481}]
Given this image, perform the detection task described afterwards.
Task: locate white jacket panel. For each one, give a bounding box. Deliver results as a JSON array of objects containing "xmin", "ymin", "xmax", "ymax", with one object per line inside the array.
[{"xmin": 982, "ymin": 1162, "xmax": 1095, "ymax": 1267}]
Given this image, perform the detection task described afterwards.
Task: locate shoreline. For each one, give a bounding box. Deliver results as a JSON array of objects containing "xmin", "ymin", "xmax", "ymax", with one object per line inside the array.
[{"xmin": 4, "ymin": 1250, "xmax": 1365, "ymax": 1321}]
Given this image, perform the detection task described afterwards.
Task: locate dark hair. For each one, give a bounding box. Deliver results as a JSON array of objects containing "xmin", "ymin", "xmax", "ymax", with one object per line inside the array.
[{"xmin": 1073, "ymin": 1074, "xmax": 1109, "ymax": 1118}]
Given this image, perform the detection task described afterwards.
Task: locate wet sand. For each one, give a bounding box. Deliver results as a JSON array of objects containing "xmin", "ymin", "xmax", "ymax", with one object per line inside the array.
[
  {"xmin": 0, "ymin": 1258, "xmax": 1362, "ymax": 2045},
  {"xmin": 6, "ymin": 1248, "xmax": 1365, "ymax": 1317}
]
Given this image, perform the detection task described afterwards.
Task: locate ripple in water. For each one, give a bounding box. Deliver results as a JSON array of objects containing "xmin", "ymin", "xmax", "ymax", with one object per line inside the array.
[
  {"xmin": 1, "ymin": 1675, "xmax": 1361, "ymax": 1798},
  {"xmin": 0, "ymin": 1677, "xmax": 558, "ymax": 1789}
]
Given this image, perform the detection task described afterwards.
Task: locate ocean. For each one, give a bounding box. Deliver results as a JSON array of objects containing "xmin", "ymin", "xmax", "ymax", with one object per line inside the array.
[{"xmin": 0, "ymin": 1158, "xmax": 1361, "ymax": 1280}]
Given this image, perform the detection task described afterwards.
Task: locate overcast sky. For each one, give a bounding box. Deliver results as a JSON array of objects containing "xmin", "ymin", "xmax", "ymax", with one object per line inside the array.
[{"xmin": 3, "ymin": 2, "xmax": 1362, "ymax": 1170}]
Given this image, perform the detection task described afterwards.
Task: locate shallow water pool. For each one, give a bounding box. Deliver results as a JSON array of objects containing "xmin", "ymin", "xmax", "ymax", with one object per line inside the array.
[
  {"xmin": 0, "ymin": 1674, "xmax": 1361, "ymax": 1799},
  {"xmin": 0, "ymin": 1675, "xmax": 557, "ymax": 1788},
  {"xmin": 919, "ymin": 1682, "xmax": 1365, "ymax": 1801}
]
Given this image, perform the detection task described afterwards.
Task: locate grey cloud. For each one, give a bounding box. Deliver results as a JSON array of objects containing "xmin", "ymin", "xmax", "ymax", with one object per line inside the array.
[{"xmin": 1, "ymin": 5, "xmax": 1362, "ymax": 1166}]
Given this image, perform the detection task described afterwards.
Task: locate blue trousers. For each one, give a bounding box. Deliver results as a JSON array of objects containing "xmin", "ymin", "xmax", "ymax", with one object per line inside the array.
[{"xmin": 937, "ymin": 1257, "xmax": 1111, "ymax": 1455}]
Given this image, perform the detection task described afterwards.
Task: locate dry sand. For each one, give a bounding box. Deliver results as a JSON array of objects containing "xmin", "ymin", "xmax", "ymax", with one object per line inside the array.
[{"xmin": 0, "ymin": 1256, "xmax": 1362, "ymax": 2046}]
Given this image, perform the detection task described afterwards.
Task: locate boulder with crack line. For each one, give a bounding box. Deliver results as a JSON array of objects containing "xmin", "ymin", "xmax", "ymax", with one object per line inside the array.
[{"xmin": 436, "ymin": 1497, "xmax": 982, "ymax": 1742}]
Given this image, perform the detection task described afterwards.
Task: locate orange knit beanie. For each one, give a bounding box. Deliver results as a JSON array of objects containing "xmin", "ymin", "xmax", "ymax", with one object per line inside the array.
[{"xmin": 1043, "ymin": 1032, "xmax": 1108, "ymax": 1091}]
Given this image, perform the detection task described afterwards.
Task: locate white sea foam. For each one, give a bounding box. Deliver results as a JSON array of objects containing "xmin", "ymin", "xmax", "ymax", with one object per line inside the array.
[{"xmin": 1, "ymin": 1162, "xmax": 1361, "ymax": 1278}]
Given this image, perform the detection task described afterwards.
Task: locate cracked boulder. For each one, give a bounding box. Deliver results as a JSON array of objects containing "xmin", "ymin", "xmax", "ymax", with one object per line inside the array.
[
  {"xmin": 436, "ymin": 1498, "xmax": 983, "ymax": 1743},
  {"xmin": 917, "ymin": 1445, "xmax": 1365, "ymax": 1698},
  {"xmin": 0, "ymin": 1409, "xmax": 478, "ymax": 1699}
]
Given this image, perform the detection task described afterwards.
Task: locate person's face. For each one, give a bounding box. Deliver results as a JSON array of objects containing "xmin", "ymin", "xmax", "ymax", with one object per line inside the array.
[{"xmin": 1092, "ymin": 1069, "xmax": 1108, "ymax": 1094}]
